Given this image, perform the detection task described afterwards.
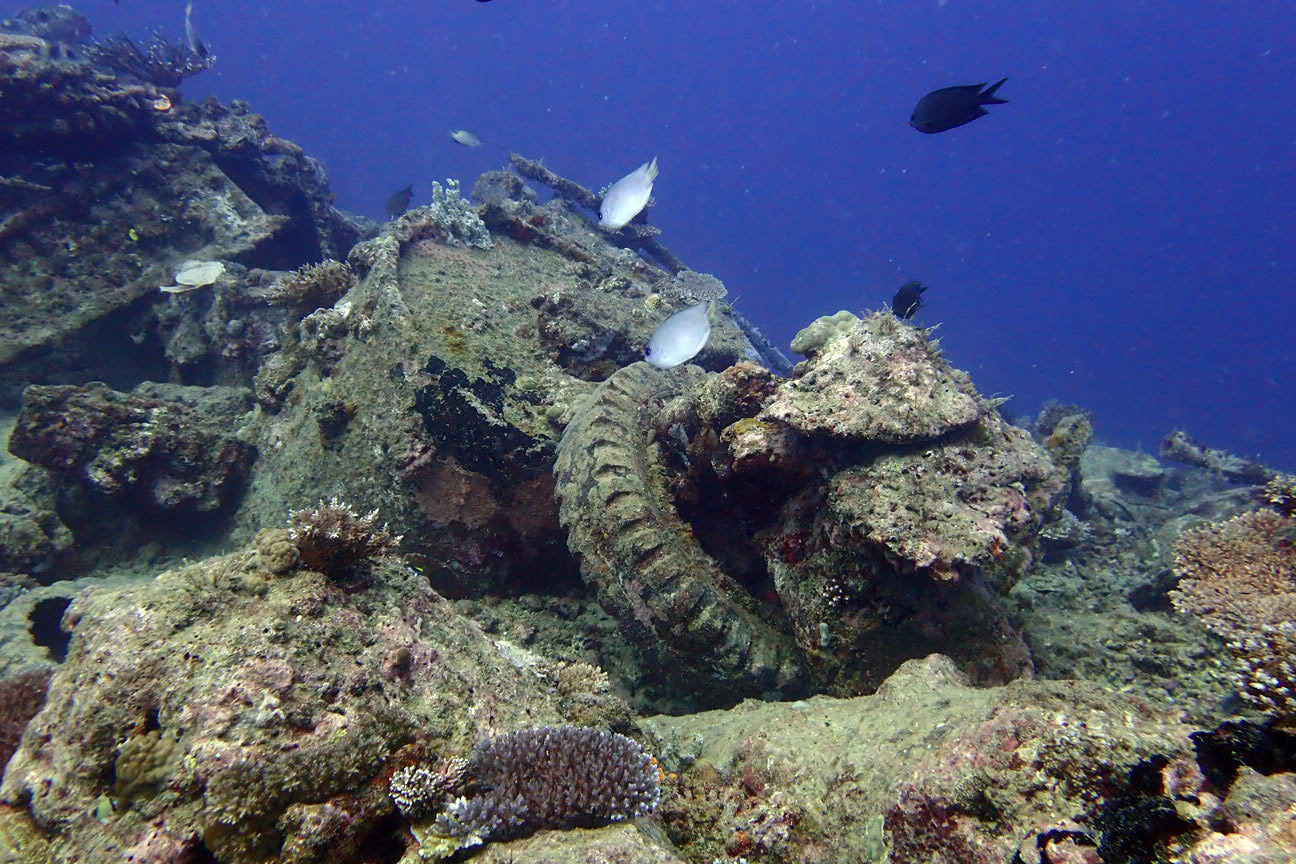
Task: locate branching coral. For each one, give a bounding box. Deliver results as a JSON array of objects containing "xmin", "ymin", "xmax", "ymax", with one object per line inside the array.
[
  {"xmin": 469, "ymin": 725, "xmax": 662, "ymax": 831},
  {"xmin": 264, "ymin": 259, "xmax": 356, "ymax": 311},
  {"xmin": 286, "ymin": 497, "xmax": 401, "ymax": 579},
  {"xmin": 389, "ymin": 757, "xmax": 469, "ymax": 820},
  {"xmin": 1170, "ymin": 510, "xmax": 1296, "ymax": 719},
  {"xmin": 84, "ymin": 32, "xmax": 213, "ymax": 88},
  {"xmin": 406, "ymin": 725, "xmax": 662, "ymax": 853}
]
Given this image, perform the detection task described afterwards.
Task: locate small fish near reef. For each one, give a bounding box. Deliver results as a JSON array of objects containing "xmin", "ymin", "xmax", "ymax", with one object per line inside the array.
[
  {"xmin": 910, "ymin": 78, "xmax": 1008, "ymax": 133},
  {"xmin": 599, "ymin": 157, "xmax": 659, "ymax": 231},
  {"xmin": 891, "ymin": 281, "xmax": 928, "ymax": 319},
  {"xmin": 184, "ymin": 3, "xmax": 210, "ymax": 60},
  {"xmin": 645, "ymin": 302, "xmax": 711, "ymax": 369},
  {"xmin": 386, "ymin": 184, "xmax": 413, "ymax": 218},
  {"xmin": 449, "ymin": 129, "xmax": 482, "ymax": 148},
  {"xmin": 160, "ymin": 259, "xmax": 224, "ymax": 294}
]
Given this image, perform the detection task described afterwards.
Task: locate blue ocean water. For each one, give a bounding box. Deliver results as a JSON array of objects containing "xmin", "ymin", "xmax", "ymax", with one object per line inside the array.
[{"xmin": 92, "ymin": 0, "xmax": 1295, "ymax": 469}]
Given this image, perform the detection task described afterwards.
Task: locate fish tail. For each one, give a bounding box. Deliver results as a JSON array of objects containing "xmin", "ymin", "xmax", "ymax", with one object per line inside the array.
[
  {"xmin": 644, "ymin": 156, "xmax": 660, "ymax": 182},
  {"xmin": 981, "ymin": 77, "xmax": 1009, "ymax": 104}
]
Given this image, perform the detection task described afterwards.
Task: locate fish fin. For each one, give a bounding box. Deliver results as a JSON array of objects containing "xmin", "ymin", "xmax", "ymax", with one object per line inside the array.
[
  {"xmin": 644, "ymin": 156, "xmax": 660, "ymax": 182},
  {"xmin": 980, "ymin": 77, "xmax": 1009, "ymax": 104},
  {"xmin": 972, "ymin": 106, "xmax": 989, "ymax": 119}
]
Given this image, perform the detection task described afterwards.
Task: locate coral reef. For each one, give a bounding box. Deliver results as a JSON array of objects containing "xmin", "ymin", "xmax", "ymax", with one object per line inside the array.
[
  {"xmin": 0, "ymin": 538, "xmax": 628, "ymax": 863},
  {"xmin": 1170, "ymin": 509, "xmax": 1296, "ymax": 719},
  {"xmin": 0, "ymin": 41, "xmax": 367, "ymax": 405},
  {"xmin": 646, "ymin": 654, "xmax": 1197, "ymax": 864},
  {"xmin": 3, "ymin": 47, "xmax": 1283, "ymax": 862}
]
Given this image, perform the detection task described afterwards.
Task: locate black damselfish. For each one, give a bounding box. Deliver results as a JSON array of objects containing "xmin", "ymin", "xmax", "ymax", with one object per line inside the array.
[
  {"xmin": 910, "ymin": 78, "xmax": 1008, "ymax": 134},
  {"xmin": 386, "ymin": 184, "xmax": 413, "ymax": 219},
  {"xmin": 891, "ymin": 281, "xmax": 928, "ymax": 319}
]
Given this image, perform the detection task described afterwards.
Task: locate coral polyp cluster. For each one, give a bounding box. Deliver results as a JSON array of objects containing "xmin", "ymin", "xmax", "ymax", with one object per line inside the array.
[{"xmin": 287, "ymin": 497, "xmax": 402, "ymax": 579}]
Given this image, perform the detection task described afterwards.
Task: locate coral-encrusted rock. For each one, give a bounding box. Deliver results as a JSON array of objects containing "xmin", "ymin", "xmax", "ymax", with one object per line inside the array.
[
  {"xmin": 644, "ymin": 655, "xmax": 1199, "ymax": 864},
  {"xmin": 9, "ymin": 382, "xmax": 254, "ymax": 514},
  {"xmin": 762, "ymin": 311, "xmax": 981, "ymax": 442},
  {"xmin": 0, "ymin": 548, "xmax": 629, "ymax": 864},
  {"xmin": 826, "ymin": 410, "xmax": 1061, "ymax": 577}
]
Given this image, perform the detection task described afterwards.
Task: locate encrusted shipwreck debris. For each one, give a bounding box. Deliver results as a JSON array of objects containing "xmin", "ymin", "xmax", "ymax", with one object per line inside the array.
[
  {"xmin": 556, "ymin": 311, "xmax": 1064, "ymax": 698},
  {"xmin": 0, "ymin": 32, "xmax": 366, "ymax": 403},
  {"xmin": 9, "ymin": 381, "xmax": 255, "ymax": 516},
  {"xmin": 554, "ymin": 362, "xmax": 806, "ymax": 704}
]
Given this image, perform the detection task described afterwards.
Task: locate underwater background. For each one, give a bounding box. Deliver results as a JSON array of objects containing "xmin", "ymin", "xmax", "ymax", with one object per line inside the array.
[
  {"xmin": 89, "ymin": 0, "xmax": 1295, "ymax": 470},
  {"xmin": 3, "ymin": 1, "xmax": 1296, "ymax": 862}
]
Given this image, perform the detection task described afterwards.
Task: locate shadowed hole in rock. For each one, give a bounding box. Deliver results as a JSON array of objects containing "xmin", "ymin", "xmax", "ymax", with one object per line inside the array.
[{"xmin": 29, "ymin": 596, "xmax": 72, "ymax": 662}]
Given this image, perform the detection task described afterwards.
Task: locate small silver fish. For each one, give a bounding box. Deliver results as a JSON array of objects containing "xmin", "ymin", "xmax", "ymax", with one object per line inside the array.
[
  {"xmin": 644, "ymin": 302, "xmax": 711, "ymax": 369},
  {"xmin": 599, "ymin": 157, "xmax": 658, "ymax": 230},
  {"xmin": 184, "ymin": 3, "xmax": 209, "ymax": 59},
  {"xmin": 449, "ymin": 129, "xmax": 482, "ymax": 148}
]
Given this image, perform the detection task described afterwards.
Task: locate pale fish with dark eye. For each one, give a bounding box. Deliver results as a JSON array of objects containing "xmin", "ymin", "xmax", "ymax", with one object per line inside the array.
[
  {"xmin": 644, "ymin": 302, "xmax": 710, "ymax": 369},
  {"xmin": 599, "ymin": 157, "xmax": 658, "ymax": 230},
  {"xmin": 449, "ymin": 129, "xmax": 482, "ymax": 148}
]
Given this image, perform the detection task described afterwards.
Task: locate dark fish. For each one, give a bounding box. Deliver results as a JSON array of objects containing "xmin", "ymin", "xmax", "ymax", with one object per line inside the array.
[
  {"xmin": 386, "ymin": 184, "xmax": 413, "ymax": 219},
  {"xmin": 891, "ymin": 281, "xmax": 928, "ymax": 319},
  {"xmin": 910, "ymin": 78, "xmax": 1008, "ymax": 134}
]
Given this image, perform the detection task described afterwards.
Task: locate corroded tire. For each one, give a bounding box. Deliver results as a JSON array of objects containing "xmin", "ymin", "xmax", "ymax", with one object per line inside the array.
[{"xmin": 554, "ymin": 362, "xmax": 803, "ymax": 703}]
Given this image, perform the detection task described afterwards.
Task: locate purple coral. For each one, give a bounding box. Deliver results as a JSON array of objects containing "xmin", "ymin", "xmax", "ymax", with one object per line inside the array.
[{"xmin": 435, "ymin": 725, "xmax": 661, "ymax": 841}]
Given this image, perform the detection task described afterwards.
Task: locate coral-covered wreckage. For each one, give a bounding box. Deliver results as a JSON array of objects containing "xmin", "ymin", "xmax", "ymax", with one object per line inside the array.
[{"xmin": 1, "ymin": 6, "xmax": 1295, "ymax": 862}]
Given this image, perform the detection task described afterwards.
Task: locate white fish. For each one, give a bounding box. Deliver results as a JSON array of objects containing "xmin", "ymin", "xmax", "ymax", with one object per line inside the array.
[
  {"xmin": 184, "ymin": 3, "xmax": 210, "ymax": 59},
  {"xmin": 160, "ymin": 259, "xmax": 224, "ymax": 293},
  {"xmin": 598, "ymin": 157, "xmax": 658, "ymax": 230},
  {"xmin": 449, "ymin": 129, "xmax": 482, "ymax": 148},
  {"xmin": 644, "ymin": 302, "xmax": 710, "ymax": 369}
]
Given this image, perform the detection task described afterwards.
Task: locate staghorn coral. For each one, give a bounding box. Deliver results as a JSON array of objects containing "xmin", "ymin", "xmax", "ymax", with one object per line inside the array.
[
  {"xmin": 433, "ymin": 792, "xmax": 528, "ymax": 844},
  {"xmin": 1170, "ymin": 510, "xmax": 1296, "ymax": 719},
  {"xmin": 389, "ymin": 757, "xmax": 469, "ymax": 820},
  {"xmin": 1169, "ymin": 510, "xmax": 1296, "ymax": 638},
  {"xmin": 287, "ymin": 497, "xmax": 402, "ymax": 579}
]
